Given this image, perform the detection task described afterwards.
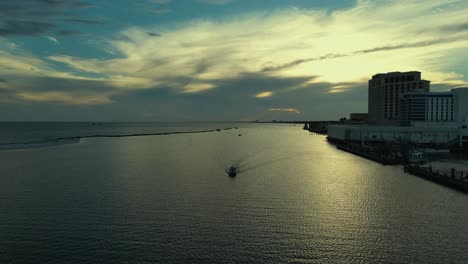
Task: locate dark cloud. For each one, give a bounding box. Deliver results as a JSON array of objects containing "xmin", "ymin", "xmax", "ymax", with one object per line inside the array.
[
  {"xmin": 148, "ymin": 8, "xmax": 171, "ymax": 14},
  {"xmin": 63, "ymin": 19, "xmax": 104, "ymax": 25},
  {"xmin": 262, "ymin": 53, "xmax": 346, "ymax": 72},
  {"xmin": 106, "ymin": 72, "xmax": 366, "ymax": 121},
  {"xmin": 0, "ymin": 70, "xmax": 371, "ymax": 121},
  {"xmin": 57, "ymin": 29, "xmax": 83, "ymax": 36},
  {"xmin": 0, "ymin": 78, "xmax": 7, "ymax": 83},
  {"xmin": 0, "ymin": 20, "xmax": 56, "ymax": 36},
  {"xmin": 17, "ymin": 77, "xmax": 115, "ymax": 93},
  {"xmin": 0, "ymin": 0, "xmax": 98, "ymax": 37},
  {"xmin": 37, "ymin": 0, "xmax": 92, "ymax": 8},
  {"xmin": 353, "ymin": 36, "xmax": 462, "ymax": 54},
  {"xmin": 196, "ymin": 0, "xmax": 233, "ymax": 5},
  {"xmin": 5, "ymin": 30, "xmax": 456, "ymax": 121},
  {"xmin": 429, "ymin": 82, "xmax": 466, "ymax": 93},
  {"xmin": 441, "ymin": 22, "xmax": 468, "ymax": 32},
  {"xmin": 146, "ymin": 32, "xmax": 161, "ymax": 37}
]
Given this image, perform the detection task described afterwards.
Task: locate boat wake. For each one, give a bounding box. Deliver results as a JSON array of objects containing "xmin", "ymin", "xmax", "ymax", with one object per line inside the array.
[{"xmin": 220, "ymin": 150, "xmax": 296, "ymax": 177}]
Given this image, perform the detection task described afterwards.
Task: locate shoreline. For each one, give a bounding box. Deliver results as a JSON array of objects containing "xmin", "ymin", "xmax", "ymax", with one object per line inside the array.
[{"xmin": 0, "ymin": 128, "xmax": 234, "ymax": 151}]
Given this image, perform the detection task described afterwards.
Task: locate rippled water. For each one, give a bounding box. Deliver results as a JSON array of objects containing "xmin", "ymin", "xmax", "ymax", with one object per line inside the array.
[{"xmin": 1, "ymin": 124, "xmax": 467, "ymax": 263}]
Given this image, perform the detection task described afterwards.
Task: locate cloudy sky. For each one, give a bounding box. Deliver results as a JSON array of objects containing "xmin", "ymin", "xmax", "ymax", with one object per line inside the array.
[{"xmin": 1, "ymin": 0, "xmax": 467, "ymax": 121}]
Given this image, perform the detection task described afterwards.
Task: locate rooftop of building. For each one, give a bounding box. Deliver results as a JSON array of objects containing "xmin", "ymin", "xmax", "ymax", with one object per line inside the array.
[
  {"xmin": 401, "ymin": 87, "xmax": 468, "ymax": 95},
  {"xmin": 401, "ymin": 91, "xmax": 453, "ymax": 97},
  {"xmin": 372, "ymin": 71, "xmax": 421, "ymax": 79},
  {"xmin": 451, "ymin": 87, "xmax": 468, "ymax": 92}
]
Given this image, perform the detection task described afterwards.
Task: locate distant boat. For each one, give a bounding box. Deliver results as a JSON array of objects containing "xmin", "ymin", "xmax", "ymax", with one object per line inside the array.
[
  {"xmin": 409, "ymin": 151, "xmax": 424, "ymax": 164},
  {"xmin": 228, "ymin": 166, "xmax": 238, "ymax": 177}
]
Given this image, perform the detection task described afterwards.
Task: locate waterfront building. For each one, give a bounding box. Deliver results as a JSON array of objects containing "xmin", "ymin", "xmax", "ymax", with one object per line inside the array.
[
  {"xmin": 328, "ymin": 125, "xmax": 459, "ymax": 145},
  {"xmin": 399, "ymin": 88, "xmax": 468, "ymax": 126},
  {"xmin": 460, "ymin": 129, "xmax": 468, "ymax": 148},
  {"xmin": 400, "ymin": 92, "xmax": 454, "ymax": 125},
  {"xmin": 452, "ymin": 88, "xmax": 468, "ymax": 127},
  {"xmin": 368, "ymin": 71, "xmax": 430, "ymax": 124}
]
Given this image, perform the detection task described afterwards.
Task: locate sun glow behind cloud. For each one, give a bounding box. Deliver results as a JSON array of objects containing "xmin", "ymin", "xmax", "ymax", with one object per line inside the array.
[
  {"xmin": 1, "ymin": 0, "xmax": 468, "ymax": 107},
  {"xmin": 255, "ymin": 91, "xmax": 273, "ymax": 98},
  {"xmin": 268, "ymin": 108, "xmax": 301, "ymax": 114}
]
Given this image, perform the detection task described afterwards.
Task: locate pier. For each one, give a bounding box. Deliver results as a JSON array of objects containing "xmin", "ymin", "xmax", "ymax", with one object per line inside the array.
[
  {"xmin": 334, "ymin": 142, "xmax": 401, "ymax": 165},
  {"xmin": 405, "ymin": 165, "xmax": 468, "ymax": 193}
]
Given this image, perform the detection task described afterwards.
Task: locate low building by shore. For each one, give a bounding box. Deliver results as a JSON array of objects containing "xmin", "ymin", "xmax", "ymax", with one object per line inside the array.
[{"xmin": 328, "ymin": 124, "xmax": 461, "ymax": 146}]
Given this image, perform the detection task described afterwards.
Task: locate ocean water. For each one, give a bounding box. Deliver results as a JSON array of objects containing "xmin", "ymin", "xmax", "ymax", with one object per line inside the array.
[
  {"xmin": 0, "ymin": 122, "xmax": 246, "ymax": 150},
  {"xmin": 1, "ymin": 124, "xmax": 468, "ymax": 263}
]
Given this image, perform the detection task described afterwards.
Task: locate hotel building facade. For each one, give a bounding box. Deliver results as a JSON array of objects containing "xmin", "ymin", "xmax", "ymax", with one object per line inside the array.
[
  {"xmin": 368, "ymin": 71, "xmax": 430, "ymax": 124},
  {"xmin": 400, "ymin": 88, "xmax": 468, "ymax": 126}
]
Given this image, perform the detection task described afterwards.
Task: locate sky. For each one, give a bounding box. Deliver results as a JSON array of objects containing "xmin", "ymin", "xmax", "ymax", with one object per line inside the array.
[{"xmin": 1, "ymin": 0, "xmax": 467, "ymax": 121}]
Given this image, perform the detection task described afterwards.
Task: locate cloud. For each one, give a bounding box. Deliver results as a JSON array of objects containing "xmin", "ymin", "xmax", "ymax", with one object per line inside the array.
[
  {"xmin": 147, "ymin": 8, "xmax": 171, "ymax": 14},
  {"xmin": 16, "ymin": 91, "xmax": 112, "ymax": 105},
  {"xmin": 261, "ymin": 35, "xmax": 467, "ymax": 72},
  {"xmin": 46, "ymin": 36, "xmax": 60, "ymax": 44},
  {"xmin": 268, "ymin": 108, "xmax": 301, "ymax": 114},
  {"xmin": 196, "ymin": 0, "xmax": 233, "ymax": 4},
  {"xmin": 2, "ymin": 0, "xmax": 468, "ymax": 119},
  {"xmin": 0, "ymin": 21, "xmax": 56, "ymax": 37},
  {"xmin": 255, "ymin": 91, "xmax": 273, "ymax": 98},
  {"xmin": 140, "ymin": 0, "xmax": 171, "ymax": 14},
  {"xmin": 0, "ymin": 0, "xmax": 99, "ymax": 37},
  {"xmin": 183, "ymin": 83, "xmax": 216, "ymax": 93},
  {"xmin": 46, "ymin": 0, "xmax": 468, "ymax": 94},
  {"xmin": 262, "ymin": 53, "xmax": 346, "ymax": 72},
  {"xmin": 63, "ymin": 18, "xmax": 104, "ymax": 25},
  {"xmin": 149, "ymin": 0, "xmax": 171, "ymax": 3},
  {"xmin": 146, "ymin": 32, "xmax": 161, "ymax": 37},
  {"xmin": 57, "ymin": 30, "xmax": 84, "ymax": 36}
]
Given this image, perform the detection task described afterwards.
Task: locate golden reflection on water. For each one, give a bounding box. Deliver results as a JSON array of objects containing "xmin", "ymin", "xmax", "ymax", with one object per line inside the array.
[{"xmin": 2, "ymin": 125, "xmax": 468, "ymax": 263}]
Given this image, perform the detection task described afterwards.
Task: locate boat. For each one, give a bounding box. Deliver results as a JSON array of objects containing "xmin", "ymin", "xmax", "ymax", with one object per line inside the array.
[
  {"xmin": 228, "ymin": 166, "xmax": 238, "ymax": 177},
  {"xmin": 409, "ymin": 151, "xmax": 424, "ymax": 164}
]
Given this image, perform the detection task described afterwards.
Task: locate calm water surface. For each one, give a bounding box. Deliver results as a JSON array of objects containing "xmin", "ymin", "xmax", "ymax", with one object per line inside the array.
[{"xmin": 1, "ymin": 124, "xmax": 467, "ymax": 263}]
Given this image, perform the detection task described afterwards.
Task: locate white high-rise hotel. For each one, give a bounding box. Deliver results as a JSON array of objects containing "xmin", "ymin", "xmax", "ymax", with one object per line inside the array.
[
  {"xmin": 368, "ymin": 71, "xmax": 430, "ymax": 123},
  {"xmin": 369, "ymin": 71, "xmax": 468, "ymax": 127},
  {"xmin": 328, "ymin": 71, "xmax": 468, "ymax": 147},
  {"xmin": 399, "ymin": 92, "xmax": 454, "ymax": 125}
]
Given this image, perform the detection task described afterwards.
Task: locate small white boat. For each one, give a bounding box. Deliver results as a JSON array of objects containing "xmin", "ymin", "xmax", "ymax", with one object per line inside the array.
[
  {"xmin": 409, "ymin": 151, "xmax": 424, "ymax": 164},
  {"xmin": 227, "ymin": 166, "xmax": 238, "ymax": 177}
]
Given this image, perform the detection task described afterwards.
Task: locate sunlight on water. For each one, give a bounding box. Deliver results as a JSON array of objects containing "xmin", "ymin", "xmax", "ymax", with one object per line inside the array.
[{"xmin": 1, "ymin": 124, "xmax": 467, "ymax": 264}]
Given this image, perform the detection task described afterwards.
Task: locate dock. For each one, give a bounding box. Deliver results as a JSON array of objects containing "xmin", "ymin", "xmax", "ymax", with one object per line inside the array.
[
  {"xmin": 335, "ymin": 143, "xmax": 401, "ymax": 165},
  {"xmin": 405, "ymin": 165, "xmax": 468, "ymax": 193}
]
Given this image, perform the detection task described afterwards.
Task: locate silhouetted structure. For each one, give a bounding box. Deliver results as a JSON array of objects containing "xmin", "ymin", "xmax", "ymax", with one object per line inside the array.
[
  {"xmin": 368, "ymin": 71, "xmax": 430, "ymax": 124},
  {"xmin": 349, "ymin": 113, "xmax": 368, "ymax": 123},
  {"xmin": 400, "ymin": 91, "xmax": 454, "ymax": 125}
]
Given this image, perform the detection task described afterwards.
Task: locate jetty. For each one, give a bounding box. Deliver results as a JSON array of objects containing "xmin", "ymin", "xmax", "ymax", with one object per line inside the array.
[
  {"xmin": 335, "ymin": 142, "xmax": 401, "ymax": 165},
  {"xmin": 405, "ymin": 165, "xmax": 468, "ymax": 193}
]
